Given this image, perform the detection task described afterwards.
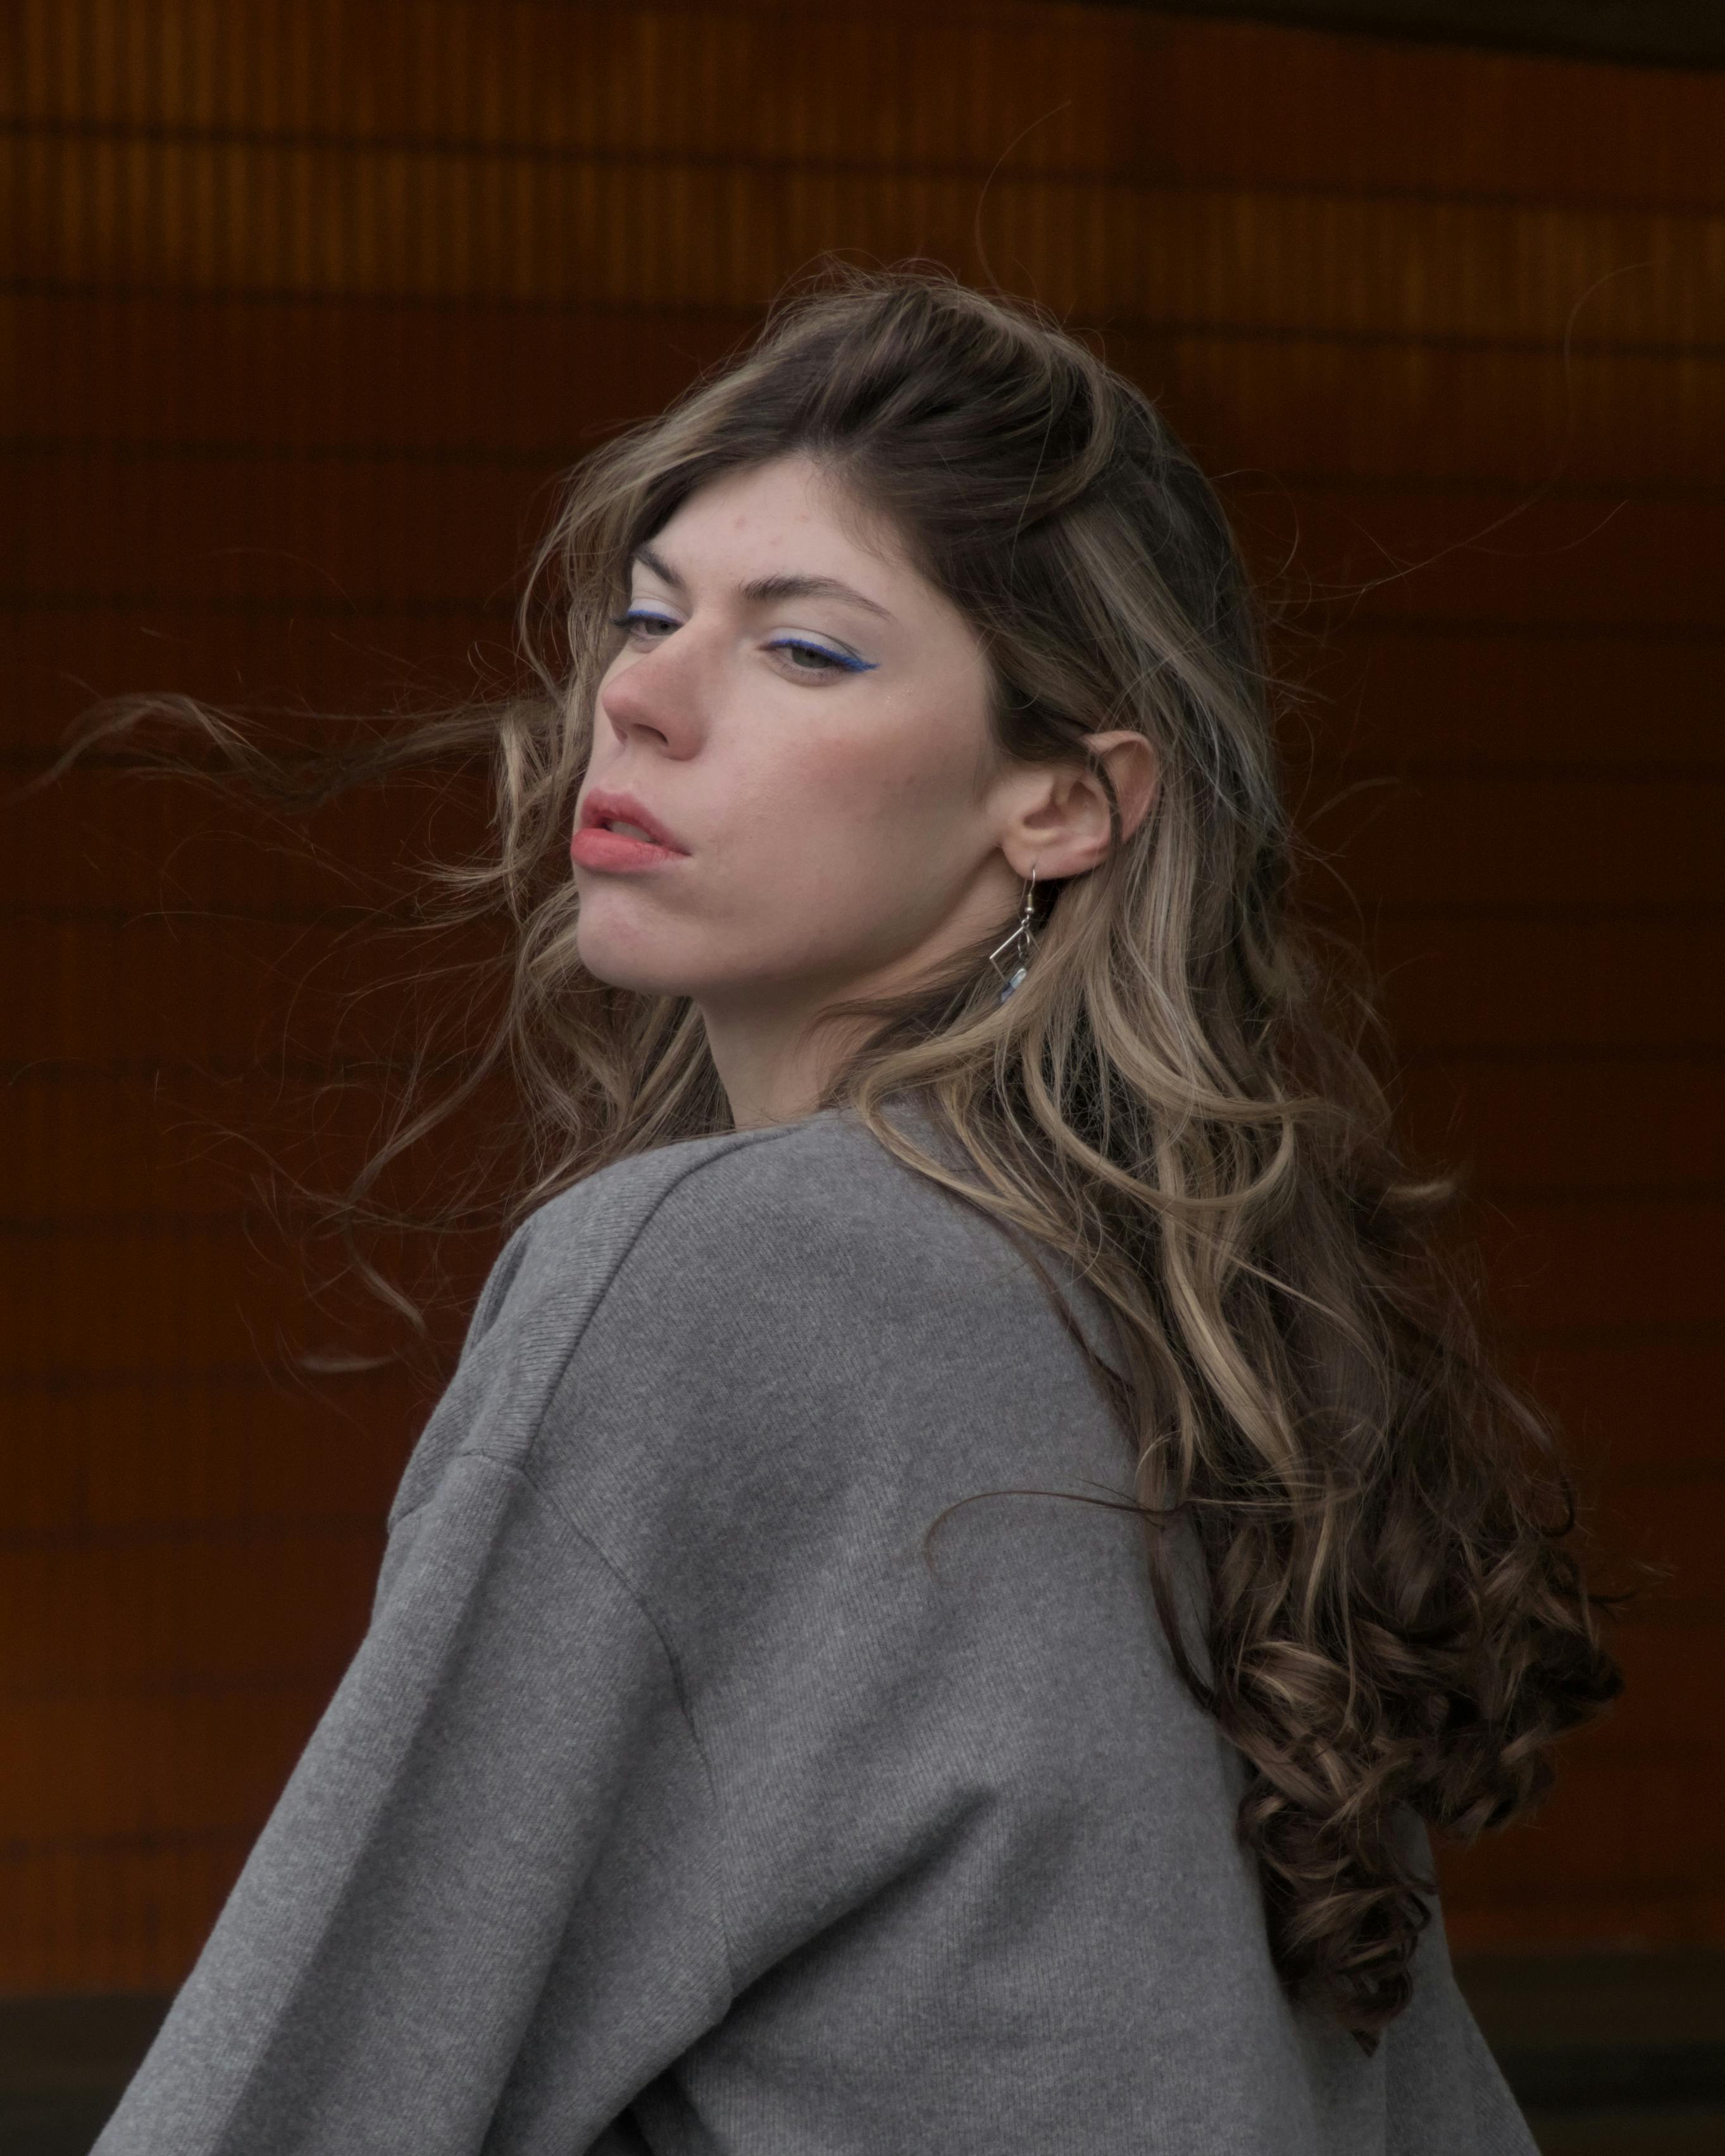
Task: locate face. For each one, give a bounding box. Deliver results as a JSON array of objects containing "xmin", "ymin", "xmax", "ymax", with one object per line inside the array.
[{"xmin": 570, "ymin": 453, "xmax": 1020, "ymax": 1019}]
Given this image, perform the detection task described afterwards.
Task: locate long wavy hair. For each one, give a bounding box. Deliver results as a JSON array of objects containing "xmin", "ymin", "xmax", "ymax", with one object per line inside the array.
[{"xmin": 47, "ymin": 263, "xmax": 1619, "ymax": 2045}]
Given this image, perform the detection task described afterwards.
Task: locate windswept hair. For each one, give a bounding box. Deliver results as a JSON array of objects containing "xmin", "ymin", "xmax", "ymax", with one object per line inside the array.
[{"xmin": 47, "ymin": 264, "xmax": 1619, "ymax": 2043}]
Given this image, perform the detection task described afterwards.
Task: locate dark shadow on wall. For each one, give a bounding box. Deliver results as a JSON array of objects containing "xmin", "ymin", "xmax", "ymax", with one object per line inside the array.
[{"xmin": 1138, "ymin": 2, "xmax": 1725, "ymax": 71}]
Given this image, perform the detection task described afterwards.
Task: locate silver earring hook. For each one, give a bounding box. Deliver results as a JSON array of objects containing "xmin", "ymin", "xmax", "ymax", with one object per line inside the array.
[{"xmin": 990, "ymin": 860, "xmax": 1040, "ymax": 1005}]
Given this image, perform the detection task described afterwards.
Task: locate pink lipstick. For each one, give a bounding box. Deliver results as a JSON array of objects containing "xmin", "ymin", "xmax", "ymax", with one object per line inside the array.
[{"xmin": 571, "ymin": 788, "xmax": 690, "ymax": 874}]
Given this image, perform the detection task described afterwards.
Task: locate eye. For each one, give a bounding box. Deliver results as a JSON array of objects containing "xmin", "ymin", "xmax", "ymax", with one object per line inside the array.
[
  {"xmin": 610, "ymin": 608, "xmax": 680, "ymax": 640},
  {"xmin": 765, "ymin": 636, "xmax": 877, "ymax": 679}
]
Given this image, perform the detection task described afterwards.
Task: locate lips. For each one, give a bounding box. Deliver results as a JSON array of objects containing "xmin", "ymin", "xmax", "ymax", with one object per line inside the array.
[
  {"xmin": 571, "ymin": 786, "xmax": 690, "ymax": 874},
  {"xmin": 578, "ymin": 788, "xmax": 686, "ymax": 850}
]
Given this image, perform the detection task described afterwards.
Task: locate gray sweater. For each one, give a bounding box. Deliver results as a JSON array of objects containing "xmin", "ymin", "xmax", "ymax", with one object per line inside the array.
[{"xmin": 94, "ymin": 1105, "xmax": 1536, "ymax": 2155}]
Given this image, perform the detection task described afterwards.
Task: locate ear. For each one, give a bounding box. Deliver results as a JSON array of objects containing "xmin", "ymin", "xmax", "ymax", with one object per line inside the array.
[{"xmin": 1002, "ymin": 729, "xmax": 1159, "ymax": 883}]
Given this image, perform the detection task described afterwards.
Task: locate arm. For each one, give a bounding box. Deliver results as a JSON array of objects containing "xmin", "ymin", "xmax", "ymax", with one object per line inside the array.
[{"xmin": 93, "ymin": 1449, "xmax": 733, "ymax": 2156}]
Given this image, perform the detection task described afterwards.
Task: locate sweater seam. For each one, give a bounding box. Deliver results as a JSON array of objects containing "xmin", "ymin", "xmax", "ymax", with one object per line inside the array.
[
  {"xmin": 390, "ymin": 1116, "xmax": 816, "ymax": 1547},
  {"xmin": 389, "ymin": 1127, "xmax": 835, "ymax": 1996},
  {"xmin": 457, "ymin": 1448, "xmax": 742, "ymax": 2006},
  {"xmin": 134, "ymin": 1442, "xmax": 737, "ymax": 2156}
]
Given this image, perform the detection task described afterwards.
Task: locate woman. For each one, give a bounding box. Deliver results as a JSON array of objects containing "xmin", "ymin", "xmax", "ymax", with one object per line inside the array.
[{"xmin": 90, "ymin": 266, "xmax": 1617, "ymax": 2153}]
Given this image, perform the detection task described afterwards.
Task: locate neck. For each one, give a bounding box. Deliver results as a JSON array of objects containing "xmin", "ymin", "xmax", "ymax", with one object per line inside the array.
[
  {"xmin": 694, "ymin": 878, "xmax": 1019, "ymax": 1128},
  {"xmin": 699, "ymin": 996, "xmax": 871, "ymax": 1131}
]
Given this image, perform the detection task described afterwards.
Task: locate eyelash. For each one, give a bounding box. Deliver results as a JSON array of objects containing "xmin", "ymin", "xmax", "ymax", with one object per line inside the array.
[{"xmin": 609, "ymin": 609, "xmax": 876, "ymax": 677}]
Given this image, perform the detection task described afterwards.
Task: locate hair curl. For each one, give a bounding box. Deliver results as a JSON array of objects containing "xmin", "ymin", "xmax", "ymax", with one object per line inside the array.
[{"xmin": 43, "ymin": 263, "xmax": 1621, "ymax": 2045}]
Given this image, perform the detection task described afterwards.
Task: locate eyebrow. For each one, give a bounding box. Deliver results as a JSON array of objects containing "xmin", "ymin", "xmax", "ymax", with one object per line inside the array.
[{"xmin": 631, "ymin": 543, "xmax": 894, "ymax": 622}]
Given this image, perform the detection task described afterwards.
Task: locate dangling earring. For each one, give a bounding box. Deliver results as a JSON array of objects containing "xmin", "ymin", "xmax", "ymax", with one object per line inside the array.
[{"xmin": 989, "ymin": 862, "xmax": 1040, "ymax": 1005}]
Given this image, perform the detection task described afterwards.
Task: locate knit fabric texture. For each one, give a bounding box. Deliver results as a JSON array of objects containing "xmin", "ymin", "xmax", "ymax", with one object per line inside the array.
[{"xmin": 94, "ymin": 1105, "xmax": 1536, "ymax": 2155}]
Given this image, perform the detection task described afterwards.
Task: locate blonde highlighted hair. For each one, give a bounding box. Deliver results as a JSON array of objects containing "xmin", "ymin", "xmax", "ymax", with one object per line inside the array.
[{"xmin": 54, "ymin": 264, "xmax": 1619, "ymax": 2044}]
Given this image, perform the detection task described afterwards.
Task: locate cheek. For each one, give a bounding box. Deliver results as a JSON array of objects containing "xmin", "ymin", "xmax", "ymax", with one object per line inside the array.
[
  {"xmin": 773, "ymin": 683, "xmax": 987, "ymax": 843},
  {"xmin": 721, "ymin": 740, "xmax": 945, "ymax": 923}
]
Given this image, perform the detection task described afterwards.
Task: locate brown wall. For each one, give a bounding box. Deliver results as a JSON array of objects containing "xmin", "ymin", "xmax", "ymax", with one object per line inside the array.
[{"xmin": 5, "ymin": 0, "xmax": 1722, "ymax": 1992}]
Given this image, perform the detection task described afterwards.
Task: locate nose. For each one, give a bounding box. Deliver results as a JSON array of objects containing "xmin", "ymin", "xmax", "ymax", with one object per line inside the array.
[{"xmin": 597, "ymin": 626, "xmax": 708, "ymax": 757}]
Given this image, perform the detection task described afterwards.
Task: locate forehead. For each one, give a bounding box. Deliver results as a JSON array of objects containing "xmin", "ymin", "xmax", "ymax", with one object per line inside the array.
[{"xmin": 646, "ymin": 455, "xmax": 911, "ymax": 586}]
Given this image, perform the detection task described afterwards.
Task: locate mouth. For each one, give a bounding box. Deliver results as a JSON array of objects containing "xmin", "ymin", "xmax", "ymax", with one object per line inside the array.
[{"xmin": 571, "ymin": 787, "xmax": 690, "ymax": 874}]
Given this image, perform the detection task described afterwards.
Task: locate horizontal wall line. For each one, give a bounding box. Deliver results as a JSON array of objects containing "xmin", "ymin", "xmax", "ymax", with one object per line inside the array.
[
  {"xmin": 1, "ymin": 1329, "xmax": 1718, "ymax": 1382},
  {"xmin": 0, "ymin": 1670, "xmax": 354, "ymax": 1710},
  {"xmin": 1321, "ymin": 617, "xmax": 1725, "ymax": 641},
  {"xmin": 5, "ymin": 1046, "xmax": 1722, "ymax": 1087},
  {"xmin": 0, "ymin": 1515, "xmax": 385, "ymax": 1557},
  {"xmin": 1343, "ymin": 900, "xmax": 1725, "ymax": 921},
  {"xmin": 5, "ymin": 897, "xmax": 1725, "ymax": 926},
  {"xmin": 1457, "ymin": 1183, "xmax": 1725, "ymax": 1206},
  {"xmin": 12, "ymin": 282, "xmax": 1725, "ymax": 364},
  {"xmin": 0, "ymin": 901, "xmax": 443, "ymax": 927},
  {"xmin": 1510, "ymin": 1320, "xmax": 1725, "ymax": 1347},
  {"xmin": 15, "ymin": 440, "xmax": 1725, "ymax": 509},
  {"xmin": 0, "ymin": 592, "xmax": 518, "ymax": 618},
  {"xmin": 8, "ymin": 1181, "xmax": 1725, "ymax": 1239},
  {"xmin": 1439, "ymin": 1878, "xmax": 1705, "ymax": 1909},
  {"xmin": 1610, "ymin": 1597, "xmax": 1725, "ymax": 1626},
  {"xmin": 0, "ymin": 1826, "xmax": 253, "ymax": 1863},
  {"xmin": 1293, "ymin": 760, "xmax": 1725, "ymax": 782},
  {"xmin": 0, "ymin": 1055, "xmax": 484, "ymax": 1082},
  {"xmin": 1402, "ymin": 1043, "xmax": 1725, "ymax": 1065},
  {"xmin": 1586, "ymin": 1461, "xmax": 1725, "ymax": 1489},
  {"xmin": 15, "ymin": 597, "xmax": 1725, "ymax": 639},
  {"xmin": 16, "ymin": 752, "xmax": 1725, "ymax": 786},
  {"xmin": 0, "ymin": 1359, "xmax": 420, "ymax": 1396},
  {"xmin": 0, "ymin": 1205, "xmax": 499, "ymax": 1237},
  {"xmin": 5, "ymin": 114, "xmax": 1725, "ymax": 221},
  {"xmin": 13, "ymin": 745, "xmax": 1725, "ymax": 784},
  {"xmin": 0, "ymin": 438, "xmax": 588, "ymax": 469}
]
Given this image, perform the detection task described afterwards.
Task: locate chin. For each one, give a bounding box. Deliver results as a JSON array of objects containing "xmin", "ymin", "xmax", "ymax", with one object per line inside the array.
[
  {"xmin": 573, "ymin": 920, "xmax": 702, "ymax": 1001},
  {"xmin": 576, "ymin": 948, "xmax": 687, "ymax": 1000}
]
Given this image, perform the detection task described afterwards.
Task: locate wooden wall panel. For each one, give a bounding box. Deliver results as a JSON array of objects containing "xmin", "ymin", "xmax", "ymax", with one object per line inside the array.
[
  {"xmin": 7, "ymin": 0, "xmax": 1725, "ymax": 211},
  {"xmin": 4, "ymin": 0, "xmax": 1721, "ymax": 1990}
]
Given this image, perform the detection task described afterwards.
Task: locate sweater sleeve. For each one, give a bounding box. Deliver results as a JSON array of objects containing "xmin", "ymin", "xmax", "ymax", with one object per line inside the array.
[{"xmin": 91, "ymin": 1420, "xmax": 735, "ymax": 2155}]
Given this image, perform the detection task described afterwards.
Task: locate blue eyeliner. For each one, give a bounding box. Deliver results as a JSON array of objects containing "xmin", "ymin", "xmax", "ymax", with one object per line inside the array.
[
  {"xmin": 766, "ymin": 638, "xmax": 877, "ymax": 673},
  {"xmin": 612, "ymin": 610, "xmax": 876, "ymax": 673}
]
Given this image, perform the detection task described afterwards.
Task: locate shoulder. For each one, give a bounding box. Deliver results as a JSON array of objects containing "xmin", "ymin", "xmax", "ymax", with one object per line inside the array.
[
  {"xmin": 386, "ymin": 1104, "xmax": 1009, "ymax": 1542},
  {"xmin": 386, "ymin": 1122, "xmax": 788, "ymax": 1528},
  {"xmin": 390, "ymin": 1110, "xmax": 1000, "ymax": 1509},
  {"xmin": 466, "ymin": 1105, "xmax": 998, "ymax": 1363},
  {"xmin": 456, "ymin": 1118, "xmax": 785, "ymax": 1361},
  {"xmin": 384, "ymin": 1105, "xmax": 1124, "ymax": 1631}
]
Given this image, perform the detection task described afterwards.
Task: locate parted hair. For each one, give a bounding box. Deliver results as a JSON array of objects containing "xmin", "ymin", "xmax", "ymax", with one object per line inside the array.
[{"xmin": 56, "ymin": 263, "xmax": 1619, "ymax": 2044}]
